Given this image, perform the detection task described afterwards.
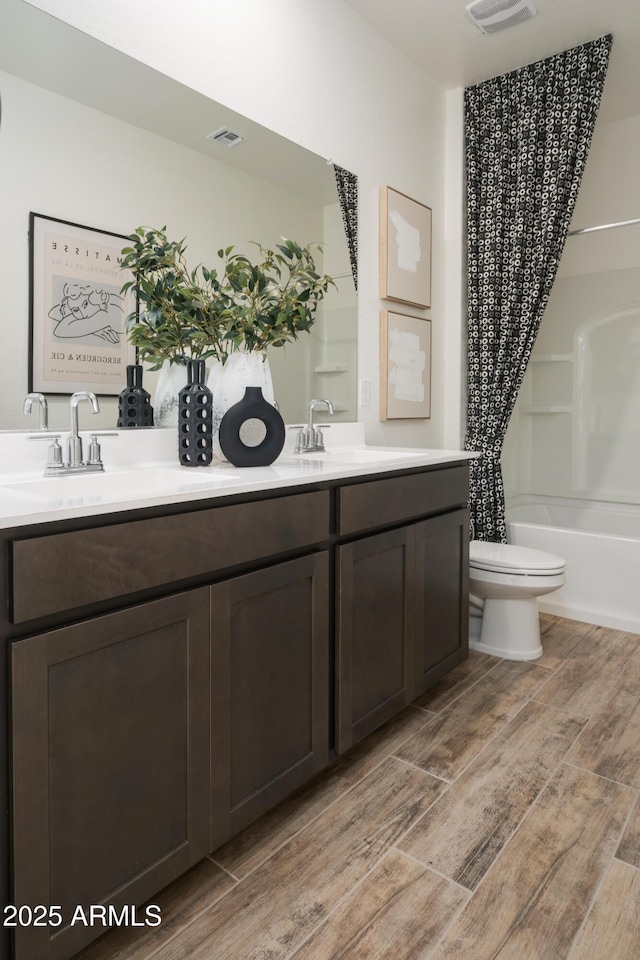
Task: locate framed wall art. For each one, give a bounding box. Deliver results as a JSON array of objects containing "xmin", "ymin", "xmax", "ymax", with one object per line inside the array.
[
  {"xmin": 29, "ymin": 212, "xmax": 136, "ymax": 395},
  {"xmin": 380, "ymin": 310, "xmax": 431, "ymax": 421},
  {"xmin": 380, "ymin": 186, "xmax": 432, "ymax": 308}
]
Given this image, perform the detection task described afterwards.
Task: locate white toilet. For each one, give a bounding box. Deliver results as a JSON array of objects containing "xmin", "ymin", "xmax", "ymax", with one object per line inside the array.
[{"xmin": 469, "ymin": 541, "xmax": 566, "ymax": 661}]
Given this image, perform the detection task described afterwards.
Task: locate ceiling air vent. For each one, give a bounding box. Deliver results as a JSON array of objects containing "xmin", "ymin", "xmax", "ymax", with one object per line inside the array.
[
  {"xmin": 207, "ymin": 127, "xmax": 244, "ymax": 148},
  {"xmin": 466, "ymin": 0, "xmax": 537, "ymax": 34}
]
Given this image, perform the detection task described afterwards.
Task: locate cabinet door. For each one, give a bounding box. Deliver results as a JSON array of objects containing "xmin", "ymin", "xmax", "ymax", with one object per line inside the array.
[
  {"xmin": 210, "ymin": 553, "xmax": 329, "ymax": 849},
  {"xmin": 413, "ymin": 508, "xmax": 469, "ymax": 698},
  {"xmin": 336, "ymin": 527, "xmax": 415, "ymax": 754},
  {"xmin": 10, "ymin": 589, "xmax": 210, "ymax": 960}
]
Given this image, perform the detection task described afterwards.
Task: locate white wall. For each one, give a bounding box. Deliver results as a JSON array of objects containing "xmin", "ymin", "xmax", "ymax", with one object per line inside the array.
[
  {"xmin": 25, "ymin": 0, "xmax": 463, "ymax": 448},
  {"xmin": 0, "ymin": 70, "xmax": 327, "ymax": 429}
]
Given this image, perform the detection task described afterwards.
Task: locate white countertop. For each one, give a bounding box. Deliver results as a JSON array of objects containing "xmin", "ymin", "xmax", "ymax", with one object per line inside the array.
[{"xmin": 0, "ymin": 424, "xmax": 474, "ymax": 530}]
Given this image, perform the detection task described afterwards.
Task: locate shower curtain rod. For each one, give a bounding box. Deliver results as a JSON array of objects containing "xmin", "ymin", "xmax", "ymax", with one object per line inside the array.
[{"xmin": 568, "ymin": 216, "xmax": 640, "ymax": 236}]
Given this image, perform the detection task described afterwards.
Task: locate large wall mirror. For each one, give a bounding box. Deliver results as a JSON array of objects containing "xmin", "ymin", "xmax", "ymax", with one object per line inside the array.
[{"xmin": 0, "ymin": 0, "xmax": 357, "ymax": 431}]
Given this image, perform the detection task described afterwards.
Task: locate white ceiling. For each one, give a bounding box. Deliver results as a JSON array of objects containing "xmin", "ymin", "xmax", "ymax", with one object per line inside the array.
[{"xmin": 344, "ymin": 0, "xmax": 640, "ymax": 123}]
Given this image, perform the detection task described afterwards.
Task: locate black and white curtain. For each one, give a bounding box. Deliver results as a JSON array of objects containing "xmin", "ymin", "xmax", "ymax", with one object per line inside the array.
[
  {"xmin": 333, "ymin": 163, "xmax": 358, "ymax": 291},
  {"xmin": 464, "ymin": 34, "xmax": 612, "ymax": 542}
]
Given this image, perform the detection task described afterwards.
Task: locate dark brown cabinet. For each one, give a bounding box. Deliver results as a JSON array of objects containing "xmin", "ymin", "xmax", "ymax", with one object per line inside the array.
[
  {"xmin": 209, "ymin": 553, "xmax": 330, "ymax": 849},
  {"xmin": 9, "ymin": 555, "xmax": 331, "ymax": 959},
  {"xmin": 414, "ymin": 508, "xmax": 469, "ymax": 697},
  {"xmin": 336, "ymin": 527, "xmax": 415, "ymax": 752},
  {"xmin": 10, "ymin": 590, "xmax": 211, "ymax": 960},
  {"xmin": 4, "ymin": 463, "xmax": 469, "ymax": 960},
  {"xmin": 336, "ymin": 498, "xmax": 469, "ymax": 753}
]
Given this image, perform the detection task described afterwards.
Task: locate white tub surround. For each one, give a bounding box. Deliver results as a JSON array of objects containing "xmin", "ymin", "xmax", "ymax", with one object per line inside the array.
[
  {"xmin": 0, "ymin": 424, "xmax": 474, "ymax": 529},
  {"xmin": 507, "ymin": 495, "xmax": 640, "ymax": 634}
]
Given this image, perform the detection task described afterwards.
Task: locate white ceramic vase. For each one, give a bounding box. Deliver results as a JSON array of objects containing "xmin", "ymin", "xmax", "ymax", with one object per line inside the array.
[
  {"xmin": 207, "ymin": 351, "xmax": 275, "ymax": 458},
  {"xmin": 154, "ymin": 360, "xmax": 189, "ymax": 427}
]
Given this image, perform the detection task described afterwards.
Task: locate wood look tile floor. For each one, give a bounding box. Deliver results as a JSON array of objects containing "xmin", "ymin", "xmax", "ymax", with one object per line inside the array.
[{"xmin": 75, "ymin": 615, "xmax": 640, "ymax": 960}]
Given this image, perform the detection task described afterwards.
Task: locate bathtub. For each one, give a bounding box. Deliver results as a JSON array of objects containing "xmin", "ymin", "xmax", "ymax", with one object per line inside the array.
[{"xmin": 506, "ymin": 496, "xmax": 640, "ymax": 634}]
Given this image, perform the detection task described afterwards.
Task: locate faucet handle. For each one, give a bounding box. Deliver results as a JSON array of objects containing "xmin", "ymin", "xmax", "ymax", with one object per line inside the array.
[
  {"xmin": 28, "ymin": 433, "xmax": 63, "ymax": 468},
  {"xmin": 287, "ymin": 425, "xmax": 306, "ymax": 454},
  {"xmin": 87, "ymin": 432, "xmax": 117, "ymax": 466},
  {"xmin": 314, "ymin": 425, "xmax": 332, "ymax": 451}
]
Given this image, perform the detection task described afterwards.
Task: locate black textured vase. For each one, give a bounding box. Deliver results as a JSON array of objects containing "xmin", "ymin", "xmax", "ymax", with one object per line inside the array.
[
  {"xmin": 218, "ymin": 386, "xmax": 285, "ymax": 467},
  {"xmin": 117, "ymin": 364, "xmax": 154, "ymax": 428},
  {"xmin": 178, "ymin": 359, "xmax": 213, "ymax": 466}
]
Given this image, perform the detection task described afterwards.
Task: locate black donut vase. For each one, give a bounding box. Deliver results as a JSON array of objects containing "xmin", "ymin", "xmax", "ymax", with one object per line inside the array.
[{"xmin": 218, "ymin": 386, "xmax": 285, "ymax": 467}]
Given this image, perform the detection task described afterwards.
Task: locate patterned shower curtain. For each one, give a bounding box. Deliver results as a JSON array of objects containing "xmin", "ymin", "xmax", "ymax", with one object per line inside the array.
[
  {"xmin": 464, "ymin": 34, "xmax": 612, "ymax": 542},
  {"xmin": 333, "ymin": 163, "xmax": 358, "ymax": 291}
]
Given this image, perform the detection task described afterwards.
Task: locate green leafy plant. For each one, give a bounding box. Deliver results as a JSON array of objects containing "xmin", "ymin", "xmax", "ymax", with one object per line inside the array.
[
  {"xmin": 120, "ymin": 227, "xmax": 225, "ymax": 370},
  {"xmin": 211, "ymin": 239, "xmax": 336, "ymax": 355},
  {"xmin": 120, "ymin": 228, "xmax": 336, "ymax": 367}
]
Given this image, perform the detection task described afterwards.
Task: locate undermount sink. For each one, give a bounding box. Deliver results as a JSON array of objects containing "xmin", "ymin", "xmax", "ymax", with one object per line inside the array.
[
  {"xmin": 296, "ymin": 447, "xmax": 420, "ymax": 464},
  {"xmin": 2, "ymin": 467, "xmax": 234, "ymax": 503}
]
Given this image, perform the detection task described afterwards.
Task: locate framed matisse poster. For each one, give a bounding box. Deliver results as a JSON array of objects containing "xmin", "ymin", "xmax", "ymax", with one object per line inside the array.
[
  {"xmin": 29, "ymin": 213, "xmax": 136, "ymax": 395},
  {"xmin": 380, "ymin": 310, "xmax": 431, "ymax": 421},
  {"xmin": 380, "ymin": 186, "xmax": 432, "ymax": 308}
]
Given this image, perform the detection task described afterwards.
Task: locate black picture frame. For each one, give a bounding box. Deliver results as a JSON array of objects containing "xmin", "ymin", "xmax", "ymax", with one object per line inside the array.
[{"xmin": 29, "ymin": 212, "xmax": 136, "ymax": 396}]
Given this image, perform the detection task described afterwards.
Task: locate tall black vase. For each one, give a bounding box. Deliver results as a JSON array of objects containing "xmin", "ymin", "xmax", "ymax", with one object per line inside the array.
[
  {"xmin": 218, "ymin": 386, "xmax": 285, "ymax": 467},
  {"xmin": 178, "ymin": 359, "xmax": 213, "ymax": 466},
  {"xmin": 117, "ymin": 364, "xmax": 154, "ymax": 427}
]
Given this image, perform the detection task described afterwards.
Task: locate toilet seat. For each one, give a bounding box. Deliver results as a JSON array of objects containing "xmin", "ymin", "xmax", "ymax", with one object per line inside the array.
[{"xmin": 469, "ymin": 541, "xmax": 565, "ymax": 577}]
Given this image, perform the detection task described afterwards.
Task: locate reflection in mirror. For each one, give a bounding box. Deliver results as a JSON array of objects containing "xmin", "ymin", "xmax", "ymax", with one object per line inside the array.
[{"xmin": 0, "ymin": 0, "xmax": 357, "ymax": 432}]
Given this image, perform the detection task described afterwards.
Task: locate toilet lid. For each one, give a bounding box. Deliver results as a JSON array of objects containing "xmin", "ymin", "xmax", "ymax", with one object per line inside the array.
[{"xmin": 469, "ymin": 540, "xmax": 565, "ymax": 575}]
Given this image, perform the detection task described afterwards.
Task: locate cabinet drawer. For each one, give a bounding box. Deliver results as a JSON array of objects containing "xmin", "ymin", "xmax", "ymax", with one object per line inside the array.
[
  {"xmin": 338, "ymin": 465, "xmax": 468, "ymax": 536},
  {"xmin": 11, "ymin": 490, "xmax": 329, "ymax": 623}
]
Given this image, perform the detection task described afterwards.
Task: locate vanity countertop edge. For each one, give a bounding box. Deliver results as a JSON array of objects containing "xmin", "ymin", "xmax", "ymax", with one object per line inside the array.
[{"xmin": 0, "ymin": 429, "xmax": 475, "ymax": 531}]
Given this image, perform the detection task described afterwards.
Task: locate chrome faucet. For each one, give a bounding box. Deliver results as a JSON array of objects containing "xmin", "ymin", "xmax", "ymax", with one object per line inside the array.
[
  {"xmin": 23, "ymin": 392, "xmax": 49, "ymax": 430},
  {"xmin": 68, "ymin": 391, "xmax": 100, "ymax": 468},
  {"xmin": 28, "ymin": 391, "xmax": 116, "ymax": 476},
  {"xmin": 290, "ymin": 398, "xmax": 335, "ymax": 453}
]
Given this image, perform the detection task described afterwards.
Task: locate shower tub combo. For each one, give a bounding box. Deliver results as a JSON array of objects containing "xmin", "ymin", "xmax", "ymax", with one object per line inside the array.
[{"xmin": 506, "ymin": 495, "xmax": 640, "ymax": 635}]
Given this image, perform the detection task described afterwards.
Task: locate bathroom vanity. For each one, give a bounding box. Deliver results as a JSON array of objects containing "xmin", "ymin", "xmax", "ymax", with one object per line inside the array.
[{"xmin": 0, "ymin": 435, "xmax": 470, "ymax": 960}]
